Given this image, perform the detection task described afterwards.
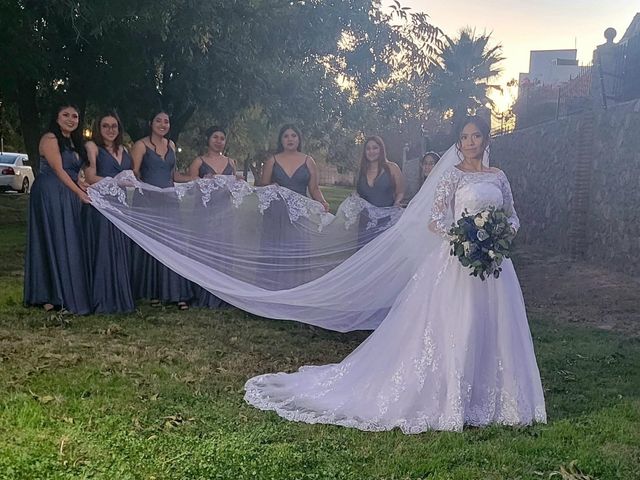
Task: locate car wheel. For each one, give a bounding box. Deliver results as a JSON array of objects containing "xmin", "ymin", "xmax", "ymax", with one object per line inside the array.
[{"xmin": 20, "ymin": 177, "xmax": 30, "ymax": 194}]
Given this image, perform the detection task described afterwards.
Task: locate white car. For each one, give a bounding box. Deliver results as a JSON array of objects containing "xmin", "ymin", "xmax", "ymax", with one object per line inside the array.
[{"xmin": 0, "ymin": 152, "xmax": 34, "ymax": 193}]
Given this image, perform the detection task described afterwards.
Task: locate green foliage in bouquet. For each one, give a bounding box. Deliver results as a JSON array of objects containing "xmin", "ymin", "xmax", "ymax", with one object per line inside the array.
[{"xmin": 448, "ymin": 207, "xmax": 516, "ymax": 280}]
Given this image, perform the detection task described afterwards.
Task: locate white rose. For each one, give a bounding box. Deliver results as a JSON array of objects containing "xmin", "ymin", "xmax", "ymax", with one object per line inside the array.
[
  {"xmin": 488, "ymin": 250, "xmax": 496, "ymax": 259},
  {"xmin": 481, "ymin": 211, "xmax": 490, "ymax": 222},
  {"xmin": 462, "ymin": 241, "xmax": 471, "ymax": 253},
  {"xmin": 476, "ymin": 229, "xmax": 489, "ymax": 241},
  {"xmin": 474, "ymin": 217, "xmax": 485, "ymax": 228}
]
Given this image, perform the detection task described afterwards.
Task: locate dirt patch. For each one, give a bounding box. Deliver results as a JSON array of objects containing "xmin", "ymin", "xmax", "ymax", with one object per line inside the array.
[{"xmin": 515, "ymin": 248, "xmax": 640, "ymax": 335}]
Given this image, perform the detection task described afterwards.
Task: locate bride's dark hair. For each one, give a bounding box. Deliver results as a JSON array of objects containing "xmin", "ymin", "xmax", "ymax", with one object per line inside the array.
[{"xmin": 455, "ymin": 115, "xmax": 491, "ymax": 160}]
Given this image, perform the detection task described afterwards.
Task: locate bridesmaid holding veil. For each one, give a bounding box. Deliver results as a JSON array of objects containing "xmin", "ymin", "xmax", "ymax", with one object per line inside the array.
[
  {"xmin": 188, "ymin": 126, "xmax": 237, "ymax": 178},
  {"xmin": 130, "ymin": 110, "xmax": 194, "ymax": 310},
  {"xmin": 357, "ymin": 136, "xmax": 404, "ymax": 208},
  {"xmin": 257, "ymin": 125, "xmax": 329, "ymax": 289},
  {"xmin": 186, "ymin": 126, "xmax": 235, "ymax": 309},
  {"xmin": 356, "ymin": 135, "xmax": 405, "ymax": 245},
  {"xmin": 83, "ymin": 112, "xmax": 136, "ymax": 314},
  {"xmin": 259, "ymin": 124, "xmax": 329, "ymax": 209}
]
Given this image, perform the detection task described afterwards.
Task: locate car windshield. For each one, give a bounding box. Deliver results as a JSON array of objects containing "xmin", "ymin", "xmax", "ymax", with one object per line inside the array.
[{"xmin": 0, "ymin": 154, "xmax": 19, "ymax": 165}]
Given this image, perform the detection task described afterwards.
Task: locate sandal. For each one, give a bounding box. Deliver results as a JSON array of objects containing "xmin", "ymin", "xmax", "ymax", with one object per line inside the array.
[
  {"xmin": 177, "ymin": 302, "xmax": 189, "ymax": 311},
  {"xmin": 150, "ymin": 299, "xmax": 162, "ymax": 308}
]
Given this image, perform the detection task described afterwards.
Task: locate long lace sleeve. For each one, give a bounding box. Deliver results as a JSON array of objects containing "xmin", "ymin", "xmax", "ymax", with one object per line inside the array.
[
  {"xmin": 429, "ymin": 168, "xmax": 458, "ymax": 239},
  {"xmin": 498, "ymin": 171, "xmax": 520, "ymax": 233}
]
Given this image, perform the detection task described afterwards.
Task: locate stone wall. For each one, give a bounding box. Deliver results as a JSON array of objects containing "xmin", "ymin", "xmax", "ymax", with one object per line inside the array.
[{"xmin": 491, "ymin": 100, "xmax": 640, "ymax": 275}]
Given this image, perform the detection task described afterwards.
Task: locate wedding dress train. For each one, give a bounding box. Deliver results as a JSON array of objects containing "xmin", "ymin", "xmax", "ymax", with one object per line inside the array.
[{"xmin": 244, "ymin": 167, "xmax": 547, "ymax": 433}]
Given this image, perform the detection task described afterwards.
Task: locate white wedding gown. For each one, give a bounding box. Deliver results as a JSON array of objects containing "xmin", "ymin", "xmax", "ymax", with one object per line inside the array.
[{"xmin": 244, "ymin": 167, "xmax": 547, "ymax": 433}]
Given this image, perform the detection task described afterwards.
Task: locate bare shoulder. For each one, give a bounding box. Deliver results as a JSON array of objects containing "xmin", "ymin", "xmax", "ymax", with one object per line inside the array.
[
  {"xmin": 132, "ymin": 138, "xmax": 148, "ymax": 151},
  {"xmin": 263, "ymin": 155, "xmax": 275, "ymax": 166},
  {"xmin": 40, "ymin": 132, "xmax": 57, "ymax": 145},
  {"xmin": 169, "ymin": 139, "xmax": 176, "ymax": 150},
  {"xmin": 39, "ymin": 133, "xmax": 58, "ymax": 150},
  {"xmin": 85, "ymin": 140, "xmax": 98, "ymax": 153},
  {"xmin": 386, "ymin": 161, "xmax": 402, "ymax": 174}
]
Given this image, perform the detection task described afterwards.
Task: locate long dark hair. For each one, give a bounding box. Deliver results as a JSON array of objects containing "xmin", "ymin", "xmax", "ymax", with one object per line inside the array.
[
  {"xmin": 147, "ymin": 109, "xmax": 171, "ymax": 152},
  {"xmin": 92, "ymin": 111, "xmax": 124, "ymax": 150},
  {"xmin": 275, "ymin": 124, "xmax": 302, "ymax": 153},
  {"xmin": 358, "ymin": 135, "xmax": 390, "ymax": 181},
  {"xmin": 47, "ymin": 103, "xmax": 87, "ymax": 163},
  {"xmin": 455, "ymin": 115, "xmax": 491, "ymax": 160}
]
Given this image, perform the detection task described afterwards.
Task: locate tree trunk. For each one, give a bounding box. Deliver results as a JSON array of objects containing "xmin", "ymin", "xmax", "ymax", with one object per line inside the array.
[{"xmin": 16, "ymin": 80, "xmax": 41, "ymax": 174}]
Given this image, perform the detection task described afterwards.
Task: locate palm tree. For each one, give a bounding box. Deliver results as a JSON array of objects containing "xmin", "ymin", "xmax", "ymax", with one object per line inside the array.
[{"xmin": 426, "ymin": 28, "xmax": 504, "ymax": 133}]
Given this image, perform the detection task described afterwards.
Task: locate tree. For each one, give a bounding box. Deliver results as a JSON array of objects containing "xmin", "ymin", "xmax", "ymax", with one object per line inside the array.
[
  {"xmin": 0, "ymin": 0, "xmax": 443, "ymax": 173},
  {"xmin": 426, "ymin": 28, "xmax": 503, "ymax": 134}
]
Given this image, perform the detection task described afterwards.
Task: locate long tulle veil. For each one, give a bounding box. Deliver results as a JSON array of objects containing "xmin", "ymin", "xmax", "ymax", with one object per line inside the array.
[{"xmin": 88, "ymin": 144, "xmax": 476, "ymax": 331}]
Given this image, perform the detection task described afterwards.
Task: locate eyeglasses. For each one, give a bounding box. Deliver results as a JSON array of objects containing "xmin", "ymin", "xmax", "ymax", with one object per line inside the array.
[{"xmin": 101, "ymin": 123, "xmax": 119, "ymax": 130}]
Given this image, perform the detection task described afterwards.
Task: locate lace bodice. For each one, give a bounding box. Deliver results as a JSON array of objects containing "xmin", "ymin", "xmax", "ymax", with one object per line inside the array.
[{"xmin": 430, "ymin": 167, "xmax": 520, "ymax": 238}]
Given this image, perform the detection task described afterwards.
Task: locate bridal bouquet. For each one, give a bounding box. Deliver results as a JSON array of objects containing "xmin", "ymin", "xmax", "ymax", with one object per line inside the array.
[{"xmin": 448, "ymin": 207, "xmax": 516, "ymax": 280}]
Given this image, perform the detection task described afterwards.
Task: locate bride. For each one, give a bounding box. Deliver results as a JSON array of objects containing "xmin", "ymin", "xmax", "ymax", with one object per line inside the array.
[{"xmin": 244, "ymin": 116, "xmax": 547, "ymax": 433}]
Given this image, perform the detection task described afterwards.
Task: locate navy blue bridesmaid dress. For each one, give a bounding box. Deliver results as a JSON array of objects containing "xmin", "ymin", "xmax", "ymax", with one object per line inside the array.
[
  {"xmin": 356, "ymin": 168, "xmax": 396, "ymax": 208},
  {"xmin": 271, "ymin": 158, "xmax": 310, "ymax": 197},
  {"xmin": 198, "ymin": 158, "xmax": 234, "ymax": 177},
  {"xmin": 260, "ymin": 156, "xmax": 312, "ymax": 290},
  {"xmin": 131, "ymin": 146, "xmax": 193, "ymax": 304},
  {"xmin": 356, "ymin": 168, "xmax": 396, "ymax": 246},
  {"xmin": 191, "ymin": 158, "xmax": 232, "ymax": 309},
  {"xmin": 85, "ymin": 147, "xmax": 136, "ymax": 313},
  {"xmin": 24, "ymin": 147, "xmax": 91, "ymax": 314}
]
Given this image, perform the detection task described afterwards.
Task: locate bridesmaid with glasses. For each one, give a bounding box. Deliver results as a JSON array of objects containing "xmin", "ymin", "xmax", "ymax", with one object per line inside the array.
[{"xmin": 83, "ymin": 111, "xmax": 136, "ymax": 314}]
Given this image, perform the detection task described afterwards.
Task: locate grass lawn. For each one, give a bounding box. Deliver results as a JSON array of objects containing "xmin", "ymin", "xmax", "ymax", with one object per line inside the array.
[
  {"xmin": 320, "ymin": 185, "xmax": 354, "ymax": 213},
  {"xmin": 0, "ymin": 193, "xmax": 638, "ymax": 479}
]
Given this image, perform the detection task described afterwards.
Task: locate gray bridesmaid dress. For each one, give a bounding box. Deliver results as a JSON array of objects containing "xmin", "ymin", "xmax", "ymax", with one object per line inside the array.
[
  {"xmin": 131, "ymin": 146, "xmax": 193, "ymax": 304},
  {"xmin": 85, "ymin": 147, "xmax": 135, "ymax": 313},
  {"xmin": 191, "ymin": 158, "xmax": 233, "ymax": 309},
  {"xmin": 24, "ymin": 147, "xmax": 91, "ymax": 314}
]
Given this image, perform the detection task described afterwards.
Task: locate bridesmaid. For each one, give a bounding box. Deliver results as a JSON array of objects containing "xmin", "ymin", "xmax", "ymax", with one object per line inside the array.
[
  {"xmin": 186, "ymin": 126, "xmax": 235, "ymax": 309},
  {"xmin": 83, "ymin": 112, "xmax": 135, "ymax": 314},
  {"xmin": 258, "ymin": 125, "xmax": 329, "ymax": 289},
  {"xmin": 24, "ymin": 103, "xmax": 92, "ymax": 314},
  {"xmin": 356, "ymin": 136, "xmax": 405, "ymax": 245},
  {"xmin": 130, "ymin": 110, "xmax": 193, "ymax": 310},
  {"xmin": 420, "ymin": 151, "xmax": 440, "ymax": 186},
  {"xmin": 259, "ymin": 124, "xmax": 329, "ymax": 210},
  {"xmin": 357, "ymin": 136, "xmax": 404, "ymax": 207},
  {"xmin": 187, "ymin": 126, "xmax": 237, "ymax": 178}
]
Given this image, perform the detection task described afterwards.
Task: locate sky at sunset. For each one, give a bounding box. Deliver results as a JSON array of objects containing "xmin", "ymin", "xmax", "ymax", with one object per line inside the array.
[{"xmin": 398, "ymin": 1, "xmax": 639, "ymax": 110}]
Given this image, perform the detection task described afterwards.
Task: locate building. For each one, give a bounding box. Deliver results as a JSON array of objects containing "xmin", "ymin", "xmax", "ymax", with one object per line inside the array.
[{"xmin": 518, "ymin": 49, "xmax": 580, "ymax": 95}]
